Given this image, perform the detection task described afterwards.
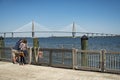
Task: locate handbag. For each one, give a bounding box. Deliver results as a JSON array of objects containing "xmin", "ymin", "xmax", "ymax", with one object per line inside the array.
[{"xmin": 19, "ymin": 51, "xmax": 24, "ymax": 57}]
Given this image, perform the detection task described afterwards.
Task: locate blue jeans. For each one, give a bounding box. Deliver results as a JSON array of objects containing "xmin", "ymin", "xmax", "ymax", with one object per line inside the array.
[{"xmin": 20, "ymin": 56, "xmax": 26, "ymax": 64}]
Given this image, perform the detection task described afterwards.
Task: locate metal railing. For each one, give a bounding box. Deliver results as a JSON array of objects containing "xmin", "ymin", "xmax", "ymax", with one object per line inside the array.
[
  {"xmin": 75, "ymin": 50, "xmax": 101, "ymax": 71},
  {"xmin": 0, "ymin": 47, "xmax": 11, "ymax": 61},
  {"xmin": 0, "ymin": 47, "xmax": 120, "ymax": 74},
  {"xmin": 31, "ymin": 48, "xmax": 73, "ymax": 68},
  {"xmin": 75, "ymin": 50, "xmax": 120, "ymax": 74},
  {"xmin": 105, "ymin": 52, "xmax": 120, "ymax": 73}
]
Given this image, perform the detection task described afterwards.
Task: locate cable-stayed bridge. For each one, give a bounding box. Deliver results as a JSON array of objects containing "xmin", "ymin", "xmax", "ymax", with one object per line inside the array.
[{"xmin": 0, "ymin": 21, "xmax": 119, "ymax": 38}]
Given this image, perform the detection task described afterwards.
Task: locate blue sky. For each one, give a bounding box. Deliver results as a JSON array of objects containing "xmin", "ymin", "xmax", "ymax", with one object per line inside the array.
[{"xmin": 0, "ymin": 0, "xmax": 120, "ymax": 34}]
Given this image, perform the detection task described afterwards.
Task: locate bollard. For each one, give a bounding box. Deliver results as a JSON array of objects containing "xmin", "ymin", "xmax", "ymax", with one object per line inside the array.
[
  {"xmin": 0, "ymin": 36, "xmax": 5, "ymax": 60},
  {"xmin": 81, "ymin": 35, "xmax": 88, "ymax": 66},
  {"xmin": 33, "ymin": 37, "xmax": 39, "ymax": 64}
]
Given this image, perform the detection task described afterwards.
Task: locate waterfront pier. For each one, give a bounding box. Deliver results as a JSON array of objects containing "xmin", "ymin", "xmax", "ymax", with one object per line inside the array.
[
  {"xmin": 0, "ymin": 61, "xmax": 119, "ymax": 80},
  {"xmin": 0, "ymin": 47, "xmax": 120, "ymax": 74},
  {"xmin": 0, "ymin": 21, "xmax": 120, "ymax": 80}
]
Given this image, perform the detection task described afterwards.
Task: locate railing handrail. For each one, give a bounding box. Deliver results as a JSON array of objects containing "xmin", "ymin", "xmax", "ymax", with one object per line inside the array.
[
  {"xmin": 77, "ymin": 50, "xmax": 100, "ymax": 53},
  {"xmin": 1, "ymin": 46, "xmax": 120, "ymax": 54}
]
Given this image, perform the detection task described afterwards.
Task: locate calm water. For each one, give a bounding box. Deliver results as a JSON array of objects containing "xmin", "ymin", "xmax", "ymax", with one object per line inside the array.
[
  {"xmin": 3, "ymin": 37, "xmax": 120, "ymax": 69},
  {"xmin": 5, "ymin": 36, "xmax": 120, "ymax": 52}
]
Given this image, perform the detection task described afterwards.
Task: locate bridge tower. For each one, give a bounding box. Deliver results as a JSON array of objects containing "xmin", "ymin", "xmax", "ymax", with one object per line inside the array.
[
  {"xmin": 32, "ymin": 20, "xmax": 35, "ymax": 37},
  {"xmin": 72, "ymin": 22, "xmax": 76, "ymax": 38}
]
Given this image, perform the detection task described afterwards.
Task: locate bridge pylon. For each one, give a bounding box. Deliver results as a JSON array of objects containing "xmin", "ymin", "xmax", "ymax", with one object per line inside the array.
[
  {"xmin": 32, "ymin": 20, "xmax": 35, "ymax": 38},
  {"xmin": 72, "ymin": 22, "xmax": 76, "ymax": 38}
]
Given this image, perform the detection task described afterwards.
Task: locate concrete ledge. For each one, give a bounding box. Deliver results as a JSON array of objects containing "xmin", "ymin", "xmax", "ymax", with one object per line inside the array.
[{"xmin": 0, "ymin": 61, "xmax": 119, "ymax": 80}]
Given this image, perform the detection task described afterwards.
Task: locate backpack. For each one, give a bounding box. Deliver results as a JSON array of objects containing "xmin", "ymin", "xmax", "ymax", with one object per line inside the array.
[{"xmin": 13, "ymin": 39, "xmax": 22, "ymax": 50}]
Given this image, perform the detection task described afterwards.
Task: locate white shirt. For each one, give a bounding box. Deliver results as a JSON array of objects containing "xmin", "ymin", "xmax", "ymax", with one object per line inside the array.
[{"xmin": 19, "ymin": 42, "xmax": 27, "ymax": 50}]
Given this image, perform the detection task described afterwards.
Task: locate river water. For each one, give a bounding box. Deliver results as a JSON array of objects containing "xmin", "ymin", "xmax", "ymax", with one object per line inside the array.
[{"xmin": 5, "ymin": 36, "xmax": 120, "ymax": 52}]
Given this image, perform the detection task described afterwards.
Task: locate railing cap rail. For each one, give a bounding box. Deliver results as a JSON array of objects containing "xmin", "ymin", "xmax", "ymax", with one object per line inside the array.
[{"xmin": 1, "ymin": 47, "xmax": 120, "ymax": 54}]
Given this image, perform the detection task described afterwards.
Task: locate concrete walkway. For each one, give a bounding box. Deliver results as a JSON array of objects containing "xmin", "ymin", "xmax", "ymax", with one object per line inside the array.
[{"xmin": 0, "ymin": 61, "xmax": 119, "ymax": 80}]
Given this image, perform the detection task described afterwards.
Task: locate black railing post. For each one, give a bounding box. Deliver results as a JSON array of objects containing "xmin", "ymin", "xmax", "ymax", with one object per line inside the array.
[
  {"xmin": 0, "ymin": 47, "xmax": 1, "ymax": 60},
  {"xmin": 62, "ymin": 50, "xmax": 64, "ymax": 65},
  {"xmin": 0, "ymin": 36, "xmax": 5, "ymax": 60},
  {"xmin": 0, "ymin": 36, "xmax": 4, "ymax": 47},
  {"xmin": 49, "ymin": 50, "xmax": 52, "ymax": 66}
]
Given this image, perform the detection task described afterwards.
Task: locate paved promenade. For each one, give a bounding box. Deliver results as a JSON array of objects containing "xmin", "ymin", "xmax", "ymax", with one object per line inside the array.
[{"xmin": 0, "ymin": 61, "xmax": 119, "ymax": 80}]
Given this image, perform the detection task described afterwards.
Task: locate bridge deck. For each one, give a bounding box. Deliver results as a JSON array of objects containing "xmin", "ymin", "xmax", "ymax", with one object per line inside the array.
[{"xmin": 0, "ymin": 61, "xmax": 119, "ymax": 80}]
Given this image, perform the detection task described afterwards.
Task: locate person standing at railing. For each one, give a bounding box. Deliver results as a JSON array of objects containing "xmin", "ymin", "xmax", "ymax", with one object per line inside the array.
[
  {"xmin": 12, "ymin": 39, "xmax": 23, "ymax": 64},
  {"xmin": 19, "ymin": 39, "xmax": 28, "ymax": 65},
  {"xmin": 38, "ymin": 50, "xmax": 43, "ymax": 63}
]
